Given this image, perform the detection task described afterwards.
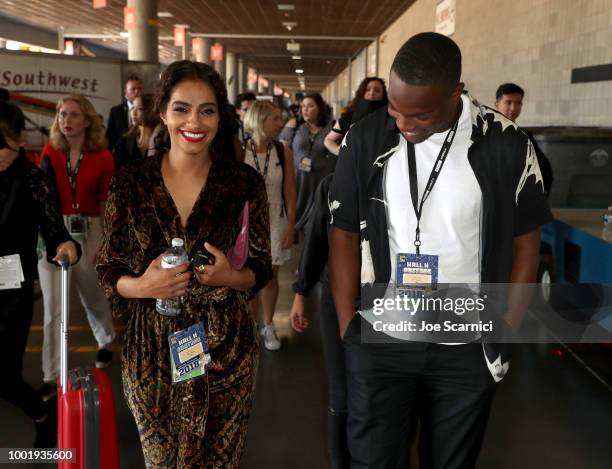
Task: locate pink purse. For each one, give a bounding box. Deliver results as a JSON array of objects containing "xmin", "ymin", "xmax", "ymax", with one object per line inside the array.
[{"xmin": 227, "ymin": 201, "xmax": 249, "ymax": 270}]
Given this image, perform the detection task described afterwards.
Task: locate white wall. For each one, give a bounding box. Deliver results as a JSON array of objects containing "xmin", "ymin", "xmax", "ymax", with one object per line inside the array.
[{"xmin": 326, "ymin": 0, "xmax": 612, "ymax": 126}]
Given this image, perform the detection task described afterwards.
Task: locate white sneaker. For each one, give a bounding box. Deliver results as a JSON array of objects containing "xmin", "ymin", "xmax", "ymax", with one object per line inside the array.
[{"xmin": 261, "ymin": 323, "xmax": 281, "ymax": 351}]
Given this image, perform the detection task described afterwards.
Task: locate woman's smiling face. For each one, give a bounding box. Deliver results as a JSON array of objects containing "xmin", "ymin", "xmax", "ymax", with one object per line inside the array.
[{"xmin": 161, "ymin": 79, "xmax": 220, "ymax": 157}]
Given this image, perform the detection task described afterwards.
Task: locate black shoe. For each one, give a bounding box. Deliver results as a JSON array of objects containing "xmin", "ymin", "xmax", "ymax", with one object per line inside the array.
[
  {"xmin": 95, "ymin": 348, "xmax": 113, "ymax": 368},
  {"xmin": 33, "ymin": 407, "xmax": 57, "ymax": 448},
  {"xmin": 37, "ymin": 383, "xmax": 57, "ymax": 402}
]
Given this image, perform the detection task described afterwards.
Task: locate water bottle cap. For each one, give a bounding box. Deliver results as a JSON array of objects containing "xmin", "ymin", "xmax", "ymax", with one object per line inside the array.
[{"xmin": 171, "ymin": 238, "xmax": 184, "ymax": 247}]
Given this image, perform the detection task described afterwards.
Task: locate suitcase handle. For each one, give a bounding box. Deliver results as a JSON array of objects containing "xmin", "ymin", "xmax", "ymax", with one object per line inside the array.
[
  {"xmin": 60, "ymin": 255, "xmax": 70, "ymax": 391},
  {"xmin": 59, "ymin": 255, "xmax": 70, "ymax": 269}
]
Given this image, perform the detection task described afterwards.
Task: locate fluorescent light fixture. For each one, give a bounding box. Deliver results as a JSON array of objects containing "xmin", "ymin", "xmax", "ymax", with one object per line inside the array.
[
  {"xmin": 291, "ymin": 55, "xmax": 301, "ymax": 60},
  {"xmin": 119, "ymin": 31, "xmax": 129, "ymax": 38},
  {"xmin": 158, "ymin": 12, "xmax": 174, "ymax": 18},
  {"xmin": 277, "ymin": 4, "xmax": 295, "ymax": 11},
  {"xmin": 295, "ymin": 69, "xmax": 304, "ymax": 74},
  {"xmin": 286, "ymin": 42, "xmax": 300, "ymax": 52}
]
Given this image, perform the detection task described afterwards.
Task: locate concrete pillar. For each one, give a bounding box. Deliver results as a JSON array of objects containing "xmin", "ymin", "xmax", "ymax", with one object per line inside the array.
[
  {"xmin": 347, "ymin": 56, "xmax": 352, "ymax": 103},
  {"xmin": 181, "ymin": 29, "xmax": 191, "ymax": 60},
  {"xmin": 213, "ymin": 41, "xmax": 223, "ymax": 75},
  {"xmin": 226, "ymin": 52, "xmax": 238, "ymax": 105},
  {"xmin": 248, "ymin": 68, "xmax": 257, "ymax": 92},
  {"xmin": 193, "ymin": 38, "xmax": 204, "ymax": 63},
  {"xmin": 57, "ymin": 26, "xmax": 64, "ymax": 54},
  {"xmin": 201, "ymin": 37, "xmax": 212, "ymax": 65},
  {"xmin": 127, "ymin": 0, "xmax": 158, "ymax": 63},
  {"xmin": 238, "ymin": 57, "xmax": 245, "ymax": 94},
  {"xmin": 219, "ymin": 50, "xmax": 226, "ymax": 79},
  {"xmin": 193, "ymin": 36, "xmax": 212, "ymax": 64}
]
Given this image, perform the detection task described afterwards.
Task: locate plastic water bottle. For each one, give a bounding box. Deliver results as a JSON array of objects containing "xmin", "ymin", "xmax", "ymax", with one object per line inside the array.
[
  {"xmin": 603, "ymin": 207, "xmax": 612, "ymax": 243},
  {"xmin": 156, "ymin": 238, "xmax": 189, "ymax": 316}
]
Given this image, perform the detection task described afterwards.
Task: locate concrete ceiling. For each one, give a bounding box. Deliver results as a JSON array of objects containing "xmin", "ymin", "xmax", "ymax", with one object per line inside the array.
[{"xmin": 0, "ymin": 0, "xmax": 416, "ymax": 92}]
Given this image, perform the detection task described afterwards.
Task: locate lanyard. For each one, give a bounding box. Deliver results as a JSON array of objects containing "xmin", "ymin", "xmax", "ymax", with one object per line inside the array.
[
  {"xmin": 66, "ymin": 152, "xmax": 84, "ymax": 209},
  {"xmin": 407, "ymin": 119, "xmax": 459, "ymax": 256},
  {"xmin": 249, "ymin": 140, "xmax": 272, "ymax": 180}
]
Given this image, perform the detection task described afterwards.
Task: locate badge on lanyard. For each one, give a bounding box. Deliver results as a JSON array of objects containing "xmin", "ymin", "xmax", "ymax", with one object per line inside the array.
[
  {"xmin": 397, "ymin": 115, "xmax": 459, "ymax": 298},
  {"xmin": 0, "ymin": 254, "xmax": 24, "ymax": 290},
  {"xmin": 299, "ymin": 156, "xmax": 312, "ymax": 172},
  {"xmin": 168, "ymin": 322, "xmax": 211, "ymax": 384},
  {"xmin": 396, "ymin": 253, "xmax": 439, "ymax": 297},
  {"xmin": 67, "ymin": 214, "xmax": 88, "ymax": 240}
]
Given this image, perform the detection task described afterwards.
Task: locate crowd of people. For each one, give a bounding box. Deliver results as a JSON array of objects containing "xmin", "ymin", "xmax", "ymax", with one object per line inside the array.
[{"xmin": 0, "ymin": 31, "xmax": 554, "ymax": 469}]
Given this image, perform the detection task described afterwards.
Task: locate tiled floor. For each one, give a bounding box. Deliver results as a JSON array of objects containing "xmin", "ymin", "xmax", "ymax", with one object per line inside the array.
[{"xmin": 1, "ymin": 248, "xmax": 611, "ymax": 468}]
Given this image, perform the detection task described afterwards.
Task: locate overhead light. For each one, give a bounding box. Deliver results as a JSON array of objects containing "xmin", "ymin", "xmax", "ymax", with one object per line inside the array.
[
  {"xmin": 291, "ymin": 55, "xmax": 301, "ymax": 60},
  {"xmin": 286, "ymin": 42, "xmax": 300, "ymax": 52},
  {"xmin": 277, "ymin": 4, "xmax": 295, "ymax": 11},
  {"xmin": 295, "ymin": 69, "xmax": 304, "ymax": 74},
  {"xmin": 119, "ymin": 31, "xmax": 129, "ymax": 38},
  {"xmin": 158, "ymin": 11, "xmax": 174, "ymax": 18},
  {"xmin": 282, "ymin": 21, "xmax": 296, "ymax": 31}
]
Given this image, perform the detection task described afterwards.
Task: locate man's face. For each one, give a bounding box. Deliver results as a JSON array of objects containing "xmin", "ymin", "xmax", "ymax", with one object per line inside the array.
[
  {"xmin": 238, "ymin": 99, "xmax": 254, "ymax": 122},
  {"xmin": 125, "ymin": 80, "xmax": 142, "ymax": 103},
  {"xmin": 495, "ymin": 93, "xmax": 523, "ymax": 121},
  {"xmin": 387, "ymin": 71, "xmax": 463, "ymax": 144}
]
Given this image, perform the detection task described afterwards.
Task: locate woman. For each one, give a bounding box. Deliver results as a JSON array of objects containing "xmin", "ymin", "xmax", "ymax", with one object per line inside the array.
[
  {"xmin": 0, "ymin": 101, "xmax": 79, "ymax": 447},
  {"xmin": 113, "ymin": 94, "xmax": 159, "ymax": 168},
  {"xmin": 324, "ymin": 77, "xmax": 387, "ymax": 156},
  {"xmin": 279, "ymin": 93, "xmax": 333, "ymax": 232},
  {"xmin": 37, "ymin": 95, "xmax": 116, "ymax": 398},
  {"xmin": 97, "ymin": 61, "xmax": 272, "ymax": 468},
  {"xmin": 243, "ymin": 100, "xmax": 297, "ymax": 351}
]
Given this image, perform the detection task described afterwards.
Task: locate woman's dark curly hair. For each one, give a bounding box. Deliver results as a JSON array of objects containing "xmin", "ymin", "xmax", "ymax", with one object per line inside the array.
[
  {"xmin": 348, "ymin": 77, "xmax": 388, "ymax": 112},
  {"xmin": 154, "ymin": 60, "xmax": 235, "ymax": 161},
  {"xmin": 303, "ymin": 93, "xmax": 330, "ymax": 127}
]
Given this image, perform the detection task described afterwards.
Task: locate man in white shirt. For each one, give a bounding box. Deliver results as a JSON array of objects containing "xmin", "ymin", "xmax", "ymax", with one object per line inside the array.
[{"xmin": 329, "ymin": 33, "xmax": 551, "ymax": 468}]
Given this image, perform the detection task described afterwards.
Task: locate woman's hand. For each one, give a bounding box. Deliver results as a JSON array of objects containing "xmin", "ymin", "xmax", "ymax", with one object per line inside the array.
[
  {"xmin": 290, "ymin": 294, "xmax": 309, "ymax": 332},
  {"xmin": 137, "ymin": 253, "xmax": 191, "ymax": 299},
  {"xmin": 195, "ymin": 242, "xmax": 235, "ymax": 287},
  {"xmin": 282, "ymin": 224, "xmax": 295, "ymax": 249},
  {"xmin": 53, "ymin": 241, "xmax": 78, "ymax": 265}
]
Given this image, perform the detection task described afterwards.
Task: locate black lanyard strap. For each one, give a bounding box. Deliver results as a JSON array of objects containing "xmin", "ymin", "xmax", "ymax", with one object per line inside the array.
[
  {"xmin": 407, "ymin": 118, "xmax": 459, "ymax": 256},
  {"xmin": 249, "ymin": 140, "xmax": 272, "ymax": 180},
  {"xmin": 66, "ymin": 152, "xmax": 84, "ymax": 210}
]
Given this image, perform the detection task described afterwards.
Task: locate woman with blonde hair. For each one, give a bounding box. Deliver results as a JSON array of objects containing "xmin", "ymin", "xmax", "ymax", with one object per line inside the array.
[
  {"xmin": 244, "ymin": 100, "xmax": 296, "ymax": 350},
  {"xmin": 37, "ymin": 94, "xmax": 116, "ymax": 400}
]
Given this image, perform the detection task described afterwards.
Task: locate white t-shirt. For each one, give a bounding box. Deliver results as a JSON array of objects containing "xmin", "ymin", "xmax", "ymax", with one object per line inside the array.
[{"xmin": 384, "ymin": 93, "xmax": 481, "ymax": 285}]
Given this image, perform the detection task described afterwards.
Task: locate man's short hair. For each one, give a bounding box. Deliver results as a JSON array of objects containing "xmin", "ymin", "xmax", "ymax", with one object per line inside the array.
[
  {"xmin": 237, "ymin": 92, "xmax": 256, "ymax": 107},
  {"xmin": 495, "ymin": 83, "xmax": 524, "ymax": 100},
  {"xmin": 391, "ymin": 32, "xmax": 461, "ymax": 87},
  {"xmin": 126, "ymin": 74, "xmax": 141, "ymax": 84}
]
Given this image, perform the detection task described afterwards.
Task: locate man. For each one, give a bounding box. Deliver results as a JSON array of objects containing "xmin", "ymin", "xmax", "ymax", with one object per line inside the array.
[
  {"xmin": 329, "ymin": 32, "xmax": 551, "ymax": 469},
  {"xmin": 495, "ymin": 83, "xmax": 553, "ymax": 196},
  {"xmin": 106, "ymin": 75, "xmax": 142, "ymax": 151},
  {"xmin": 236, "ymin": 92, "xmax": 256, "ymax": 149}
]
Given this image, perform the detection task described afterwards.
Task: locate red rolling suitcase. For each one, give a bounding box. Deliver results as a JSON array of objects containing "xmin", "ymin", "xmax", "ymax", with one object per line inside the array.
[{"xmin": 57, "ymin": 257, "xmax": 120, "ymax": 469}]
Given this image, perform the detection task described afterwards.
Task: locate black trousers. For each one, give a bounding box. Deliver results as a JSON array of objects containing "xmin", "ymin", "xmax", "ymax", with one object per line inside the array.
[
  {"xmin": 343, "ymin": 315, "xmax": 497, "ymax": 469},
  {"xmin": 0, "ymin": 281, "xmax": 46, "ymax": 420},
  {"xmin": 319, "ymin": 282, "xmax": 350, "ymax": 469}
]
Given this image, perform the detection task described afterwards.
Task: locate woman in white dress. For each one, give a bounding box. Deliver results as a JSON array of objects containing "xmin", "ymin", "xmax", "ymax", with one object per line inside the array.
[{"xmin": 244, "ymin": 101, "xmax": 296, "ymax": 350}]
